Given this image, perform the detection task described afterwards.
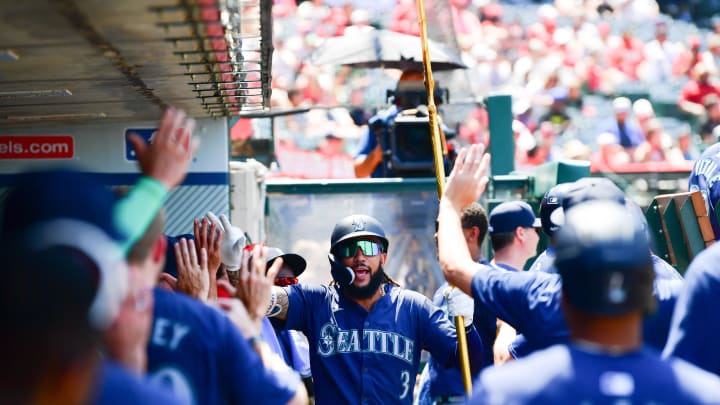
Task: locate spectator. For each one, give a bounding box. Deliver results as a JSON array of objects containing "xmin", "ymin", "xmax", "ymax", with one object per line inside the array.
[
  {"xmin": 599, "ymin": 97, "xmax": 645, "ymax": 153},
  {"xmin": 673, "ymin": 35, "xmax": 707, "ymax": 78},
  {"xmin": 678, "ymin": 62, "xmax": 720, "ymax": 117},
  {"xmin": 699, "ymin": 94, "xmax": 720, "ymax": 145},
  {"xmin": 607, "ymin": 29, "xmax": 645, "ymax": 82},
  {"xmin": 641, "ymin": 20, "xmax": 681, "ymax": 84}
]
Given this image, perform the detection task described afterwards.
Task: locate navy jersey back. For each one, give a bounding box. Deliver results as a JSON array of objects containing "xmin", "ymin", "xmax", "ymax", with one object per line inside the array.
[
  {"xmin": 92, "ymin": 360, "xmax": 181, "ymax": 405},
  {"xmin": 470, "ymin": 264, "xmax": 682, "ymax": 358},
  {"xmin": 147, "ymin": 288, "xmax": 300, "ymax": 405},
  {"xmin": 284, "ymin": 283, "xmax": 473, "ymax": 405},
  {"xmin": 530, "ymin": 250, "xmax": 683, "ymax": 282},
  {"xmin": 689, "ymin": 142, "xmax": 720, "ymax": 238},
  {"xmin": 663, "ymin": 241, "xmax": 720, "ymax": 375},
  {"xmin": 527, "ymin": 247, "xmax": 555, "ymax": 274},
  {"xmin": 471, "ymin": 345, "xmax": 720, "ymax": 404}
]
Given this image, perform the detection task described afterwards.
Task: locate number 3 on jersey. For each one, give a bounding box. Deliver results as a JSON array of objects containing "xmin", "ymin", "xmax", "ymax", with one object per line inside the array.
[{"xmin": 400, "ymin": 370, "xmax": 410, "ymax": 400}]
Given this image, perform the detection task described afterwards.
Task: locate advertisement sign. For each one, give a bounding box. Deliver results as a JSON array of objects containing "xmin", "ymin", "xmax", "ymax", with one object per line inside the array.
[{"xmin": 0, "ymin": 135, "xmax": 74, "ymax": 159}]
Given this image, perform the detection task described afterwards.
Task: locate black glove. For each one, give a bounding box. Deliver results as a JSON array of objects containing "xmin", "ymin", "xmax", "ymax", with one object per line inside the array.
[{"xmin": 329, "ymin": 253, "xmax": 355, "ymax": 287}]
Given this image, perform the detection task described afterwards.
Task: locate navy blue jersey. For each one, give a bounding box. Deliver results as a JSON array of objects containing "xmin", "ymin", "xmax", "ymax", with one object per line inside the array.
[
  {"xmin": 527, "ymin": 247, "xmax": 555, "ymax": 273},
  {"xmin": 529, "ymin": 249, "xmax": 682, "ymax": 282},
  {"xmin": 470, "ymin": 264, "xmax": 682, "ymax": 358},
  {"xmin": 418, "ymin": 280, "xmax": 494, "ymax": 401},
  {"xmin": 689, "ymin": 142, "xmax": 720, "ymax": 238},
  {"xmin": 663, "ymin": 241, "xmax": 720, "ymax": 375},
  {"xmin": 470, "ymin": 344, "xmax": 720, "ymax": 404},
  {"xmin": 284, "ymin": 283, "xmax": 481, "ymax": 405},
  {"xmin": 92, "ymin": 360, "xmax": 181, "ymax": 405},
  {"xmin": 147, "ymin": 288, "xmax": 300, "ymax": 405},
  {"xmin": 277, "ymin": 330, "xmax": 312, "ymax": 378}
]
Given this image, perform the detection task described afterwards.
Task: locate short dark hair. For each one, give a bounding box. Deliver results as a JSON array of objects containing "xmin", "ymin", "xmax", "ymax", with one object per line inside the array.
[
  {"xmin": 490, "ymin": 232, "xmax": 515, "ymax": 253},
  {"xmin": 461, "ymin": 202, "xmax": 488, "ymax": 249}
]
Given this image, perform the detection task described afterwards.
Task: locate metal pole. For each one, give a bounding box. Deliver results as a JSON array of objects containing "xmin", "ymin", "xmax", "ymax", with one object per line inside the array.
[{"xmin": 415, "ymin": 0, "xmax": 473, "ymax": 395}]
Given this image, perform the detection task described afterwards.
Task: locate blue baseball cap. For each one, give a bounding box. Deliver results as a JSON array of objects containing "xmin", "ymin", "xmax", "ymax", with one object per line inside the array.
[
  {"xmin": 488, "ymin": 201, "xmax": 541, "ymax": 234},
  {"xmin": 550, "ymin": 177, "xmax": 625, "ymax": 227},
  {"xmin": 1, "ymin": 167, "xmax": 129, "ymax": 330},
  {"xmin": 2, "ymin": 168, "xmax": 125, "ymax": 241}
]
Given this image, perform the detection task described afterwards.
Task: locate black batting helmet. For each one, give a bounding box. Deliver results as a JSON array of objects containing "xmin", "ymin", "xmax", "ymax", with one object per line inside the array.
[
  {"xmin": 330, "ymin": 214, "xmax": 389, "ymax": 253},
  {"xmin": 539, "ymin": 182, "xmax": 572, "ymax": 238},
  {"xmin": 554, "ymin": 200, "xmax": 655, "ymax": 316}
]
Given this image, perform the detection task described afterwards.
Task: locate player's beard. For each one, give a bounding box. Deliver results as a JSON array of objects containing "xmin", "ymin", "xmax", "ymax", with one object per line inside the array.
[{"xmin": 345, "ymin": 264, "xmax": 386, "ymax": 300}]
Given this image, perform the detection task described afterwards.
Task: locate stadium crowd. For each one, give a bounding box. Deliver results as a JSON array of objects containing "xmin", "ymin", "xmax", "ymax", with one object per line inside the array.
[{"xmin": 232, "ymin": 0, "xmax": 720, "ymax": 178}]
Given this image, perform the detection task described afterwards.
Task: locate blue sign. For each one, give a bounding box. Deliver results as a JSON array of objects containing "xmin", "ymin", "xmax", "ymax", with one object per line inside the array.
[{"xmin": 125, "ymin": 128, "xmax": 157, "ymax": 161}]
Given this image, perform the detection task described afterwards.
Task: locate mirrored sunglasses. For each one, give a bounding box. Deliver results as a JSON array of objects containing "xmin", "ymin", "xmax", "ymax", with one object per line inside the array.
[{"xmin": 336, "ymin": 240, "xmax": 383, "ymax": 258}]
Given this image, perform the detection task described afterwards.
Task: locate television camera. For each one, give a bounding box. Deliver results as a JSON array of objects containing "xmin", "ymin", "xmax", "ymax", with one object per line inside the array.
[{"xmin": 372, "ymin": 85, "xmax": 457, "ymax": 178}]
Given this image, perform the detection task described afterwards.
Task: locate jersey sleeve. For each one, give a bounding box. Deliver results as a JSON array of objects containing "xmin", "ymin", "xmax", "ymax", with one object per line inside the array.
[
  {"xmin": 418, "ymin": 293, "xmax": 483, "ymax": 373},
  {"xmin": 218, "ymin": 314, "xmax": 301, "ymax": 404},
  {"xmin": 284, "ymin": 284, "xmax": 326, "ymax": 333},
  {"xmin": 662, "ymin": 246, "xmax": 720, "ymax": 375},
  {"xmin": 418, "ymin": 296, "xmax": 457, "ymax": 364},
  {"xmin": 470, "ymin": 264, "xmax": 564, "ymax": 339},
  {"xmin": 114, "ymin": 176, "xmax": 168, "ymax": 254}
]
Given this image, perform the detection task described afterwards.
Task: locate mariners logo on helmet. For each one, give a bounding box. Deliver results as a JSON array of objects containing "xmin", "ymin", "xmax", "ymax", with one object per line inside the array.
[
  {"xmin": 352, "ymin": 217, "xmax": 367, "ymax": 232},
  {"xmin": 330, "ymin": 214, "xmax": 388, "ymax": 252}
]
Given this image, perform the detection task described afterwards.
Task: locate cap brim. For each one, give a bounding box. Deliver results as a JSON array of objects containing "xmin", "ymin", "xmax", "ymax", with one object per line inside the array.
[{"xmin": 272, "ymin": 253, "xmax": 306, "ymax": 277}]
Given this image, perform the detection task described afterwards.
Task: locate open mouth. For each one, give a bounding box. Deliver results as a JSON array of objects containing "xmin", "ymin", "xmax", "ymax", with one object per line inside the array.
[{"xmin": 353, "ymin": 266, "xmax": 370, "ymax": 280}]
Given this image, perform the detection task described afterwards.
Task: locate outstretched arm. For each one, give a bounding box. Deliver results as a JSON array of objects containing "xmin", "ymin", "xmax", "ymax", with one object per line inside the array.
[
  {"xmin": 438, "ymin": 144, "xmax": 491, "ymax": 295},
  {"xmin": 116, "ymin": 107, "xmax": 200, "ymax": 253}
]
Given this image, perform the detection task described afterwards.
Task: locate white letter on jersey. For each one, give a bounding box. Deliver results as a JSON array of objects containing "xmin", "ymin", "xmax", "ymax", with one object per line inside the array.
[{"xmin": 152, "ymin": 318, "xmax": 190, "ymax": 350}]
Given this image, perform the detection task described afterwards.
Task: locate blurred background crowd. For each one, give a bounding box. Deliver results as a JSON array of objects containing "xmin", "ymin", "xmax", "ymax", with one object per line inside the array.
[{"xmin": 231, "ymin": 0, "xmax": 720, "ymax": 179}]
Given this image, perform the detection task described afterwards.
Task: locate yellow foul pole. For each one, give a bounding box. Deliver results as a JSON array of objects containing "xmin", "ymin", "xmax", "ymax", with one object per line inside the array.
[{"xmin": 415, "ymin": 0, "xmax": 473, "ymax": 395}]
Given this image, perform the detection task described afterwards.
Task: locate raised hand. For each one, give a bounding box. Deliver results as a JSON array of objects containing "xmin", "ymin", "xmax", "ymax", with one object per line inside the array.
[
  {"xmin": 127, "ymin": 106, "xmax": 200, "ymax": 190},
  {"xmin": 174, "ymin": 238, "xmax": 210, "ymax": 302},
  {"xmin": 234, "ymin": 245, "xmax": 282, "ymax": 327},
  {"xmin": 443, "ymin": 144, "xmax": 491, "ymax": 212},
  {"xmin": 206, "ymin": 211, "xmax": 247, "ymax": 271},
  {"xmin": 194, "ymin": 217, "xmax": 223, "ymax": 301}
]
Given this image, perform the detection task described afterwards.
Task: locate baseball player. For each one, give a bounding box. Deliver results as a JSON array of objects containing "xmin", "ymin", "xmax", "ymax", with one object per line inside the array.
[
  {"xmin": 663, "ymin": 239, "xmax": 720, "ymax": 375},
  {"xmin": 0, "ymin": 169, "xmax": 182, "ymax": 405},
  {"xmin": 147, "ymin": 239, "xmax": 307, "ymax": 404},
  {"xmin": 438, "ymin": 145, "xmax": 720, "ymax": 403},
  {"xmin": 527, "ymin": 182, "xmax": 573, "ymax": 274},
  {"xmin": 688, "ymin": 141, "xmax": 720, "ymax": 239},
  {"xmin": 266, "ymin": 213, "xmax": 483, "ymax": 405},
  {"xmin": 417, "ymin": 202, "xmax": 489, "ymax": 405},
  {"xmin": 530, "ymin": 180, "xmax": 683, "ymax": 282},
  {"xmin": 265, "ymin": 247, "xmax": 314, "ymax": 396},
  {"xmin": 464, "ymin": 168, "xmax": 684, "ymax": 359}
]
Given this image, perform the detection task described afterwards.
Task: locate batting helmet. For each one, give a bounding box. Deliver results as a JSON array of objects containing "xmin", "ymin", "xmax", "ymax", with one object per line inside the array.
[
  {"xmin": 549, "ymin": 177, "xmax": 625, "ymax": 227},
  {"xmin": 330, "ymin": 214, "xmax": 389, "ymax": 253},
  {"xmin": 539, "ymin": 182, "xmax": 572, "ymax": 238},
  {"xmin": 554, "ymin": 200, "xmax": 655, "ymax": 316}
]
